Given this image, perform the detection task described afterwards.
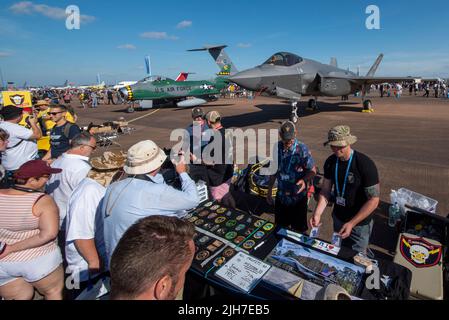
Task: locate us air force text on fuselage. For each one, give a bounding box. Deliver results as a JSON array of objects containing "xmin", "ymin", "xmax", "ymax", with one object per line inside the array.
[{"xmin": 178, "ymin": 304, "xmax": 270, "ymax": 318}]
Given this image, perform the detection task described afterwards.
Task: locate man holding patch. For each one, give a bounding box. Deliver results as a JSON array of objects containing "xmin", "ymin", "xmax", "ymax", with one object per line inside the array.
[
  {"xmin": 310, "ymin": 125, "xmax": 380, "ymax": 254},
  {"xmin": 267, "ymin": 121, "xmax": 316, "ymax": 233}
]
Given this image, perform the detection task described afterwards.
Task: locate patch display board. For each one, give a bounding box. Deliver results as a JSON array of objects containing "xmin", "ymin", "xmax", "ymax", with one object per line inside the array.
[
  {"xmin": 185, "ymin": 201, "xmax": 276, "ymax": 276},
  {"xmin": 265, "ymin": 239, "xmax": 365, "ymax": 296}
]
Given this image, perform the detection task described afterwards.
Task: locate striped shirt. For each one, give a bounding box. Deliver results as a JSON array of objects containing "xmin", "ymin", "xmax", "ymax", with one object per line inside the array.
[{"xmin": 0, "ymin": 193, "xmax": 58, "ymax": 262}]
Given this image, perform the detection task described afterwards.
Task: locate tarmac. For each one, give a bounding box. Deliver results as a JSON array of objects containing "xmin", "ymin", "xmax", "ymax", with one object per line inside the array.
[{"xmin": 74, "ymin": 92, "xmax": 449, "ymax": 259}]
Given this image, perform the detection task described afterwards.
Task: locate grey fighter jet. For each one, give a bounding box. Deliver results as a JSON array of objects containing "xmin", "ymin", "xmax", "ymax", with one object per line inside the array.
[{"xmin": 228, "ymin": 52, "xmax": 419, "ymax": 122}]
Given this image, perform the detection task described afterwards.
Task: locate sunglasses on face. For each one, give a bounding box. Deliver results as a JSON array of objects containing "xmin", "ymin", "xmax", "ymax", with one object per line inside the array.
[{"xmin": 48, "ymin": 111, "xmax": 64, "ymax": 116}]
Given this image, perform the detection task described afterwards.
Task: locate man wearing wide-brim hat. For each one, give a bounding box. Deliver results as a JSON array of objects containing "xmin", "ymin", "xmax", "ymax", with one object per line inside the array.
[
  {"xmin": 101, "ymin": 140, "xmax": 200, "ymax": 263},
  {"xmin": 310, "ymin": 125, "xmax": 380, "ymax": 254}
]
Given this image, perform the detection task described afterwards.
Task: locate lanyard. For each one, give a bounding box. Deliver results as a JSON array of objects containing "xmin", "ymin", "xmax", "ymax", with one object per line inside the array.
[
  {"xmin": 286, "ymin": 140, "xmax": 298, "ymax": 173},
  {"xmin": 335, "ymin": 150, "xmax": 354, "ymax": 198}
]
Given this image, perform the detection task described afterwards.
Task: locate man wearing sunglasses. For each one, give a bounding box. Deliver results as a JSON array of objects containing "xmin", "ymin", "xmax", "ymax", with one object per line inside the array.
[
  {"xmin": 42, "ymin": 105, "xmax": 81, "ymax": 162},
  {"xmin": 47, "ymin": 132, "xmax": 97, "ymax": 260}
]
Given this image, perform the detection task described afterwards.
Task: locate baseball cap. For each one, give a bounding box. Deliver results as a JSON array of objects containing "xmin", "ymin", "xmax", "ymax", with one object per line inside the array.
[
  {"xmin": 279, "ymin": 121, "xmax": 296, "ymax": 141},
  {"xmin": 0, "ymin": 105, "xmax": 23, "ymax": 121},
  {"xmin": 14, "ymin": 160, "xmax": 62, "ymax": 180},
  {"xmin": 191, "ymin": 107, "xmax": 204, "ymax": 119},
  {"xmin": 205, "ymin": 111, "xmax": 221, "ymax": 123}
]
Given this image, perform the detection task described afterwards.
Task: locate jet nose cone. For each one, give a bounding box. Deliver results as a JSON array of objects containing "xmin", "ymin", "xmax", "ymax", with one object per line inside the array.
[{"xmin": 229, "ymin": 69, "xmax": 262, "ymax": 90}]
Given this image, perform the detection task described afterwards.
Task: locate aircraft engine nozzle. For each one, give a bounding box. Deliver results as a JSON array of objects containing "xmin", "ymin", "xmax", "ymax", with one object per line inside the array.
[{"xmin": 177, "ymin": 98, "xmax": 207, "ymax": 108}]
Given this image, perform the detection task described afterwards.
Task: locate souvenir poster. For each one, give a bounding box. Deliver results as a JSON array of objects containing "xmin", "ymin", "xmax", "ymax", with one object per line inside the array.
[{"xmin": 265, "ymin": 239, "xmax": 365, "ymax": 296}]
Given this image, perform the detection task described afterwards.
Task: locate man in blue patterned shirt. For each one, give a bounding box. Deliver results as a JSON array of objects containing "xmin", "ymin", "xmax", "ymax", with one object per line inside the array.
[{"xmin": 267, "ymin": 121, "xmax": 316, "ymax": 232}]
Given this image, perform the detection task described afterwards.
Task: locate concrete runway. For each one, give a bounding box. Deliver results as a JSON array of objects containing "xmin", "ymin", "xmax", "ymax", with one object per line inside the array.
[{"xmin": 74, "ymin": 93, "xmax": 449, "ymax": 257}]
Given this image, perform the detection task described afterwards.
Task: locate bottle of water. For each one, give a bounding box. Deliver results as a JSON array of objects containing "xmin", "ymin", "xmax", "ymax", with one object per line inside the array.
[{"xmin": 388, "ymin": 202, "xmax": 401, "ymax": 227}]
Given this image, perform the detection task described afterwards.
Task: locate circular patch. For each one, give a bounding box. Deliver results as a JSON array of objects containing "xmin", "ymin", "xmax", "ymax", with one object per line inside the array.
[
  {"xmin": 207, "ymin": 213, "xmax": 218, "ymax": 220},
  {"xmin": 198, "ymin": 210, "xmax": 209, "ymax": 217},
  {"xmin": 198, "ymin": 236, "xmax": 210, "ymax": 244},
  {"xmin": 235, "ymin": 224, "xmax": 246, "ymax": 232},
  {"xmin": 226, "ymin": 220, "xmax": 237, "ymax": 228},
  {"xmin": 210, "ymin": 225, "xmax": 220, "ymax": 233},
  {"xmin": 263, "ymin": 223, "xmax": 274, "ymax": 231},
  {"xmin": 246, "ymin": 217, "xmax": 253, "ymax": 224},
  {"xmin": 253, "ymin": 231, "xmax": 265, "ymax": 239},
  {"xmin": 236, "ymin": 214, "xmax": 245, "ymax": 221},
  {"xmin": 194, "ymin": 219, "xmax": 205, "ymax": 226},
  {"xmin": 204, "ymin": 202, "xmax": 213, "ymax": 208},
  {"xmin": 213, "ymin": 257, "xmax": 226, "ymax": 267},
  {"xmin": 216, "ymin": 208, "xmax": 227, "ymax": 214},
  {"xmin": 234, "ymin": 236, "xmax": 246, "ymax": 244},
  {"xmin": 216, "ymin": 228, "xmax": 227, "ymax": 236},
  {"xmin": 195, "ymin": 250, "xmax": 210, "ymax": 261},
  {"xmin": 202, "ymin": 223, "xmax": 213, "ymax": 230},
  {"xmin": 210, "ymin": 205, "xmax": 220, "ymax": 211},
  {"xmin": 243, "ymin": 240, "xmax": 256, "ymax": 250},
  {"xmin": 184, "ymin": 213, "xmax": 193, "ymax": 220},
  {"xmin": 223, "ymin": 248, "xmax": 236, "ymax": 258},
  {"xmin": 188, "ymin": 216, "xmax": 199, "ymax": 223},
  {"xmin": 215, "ymin": 217, "xmax": 226, "ymax": 224},
  {"xmin": 225, "ymin": 211, "xmax": 232, "ymax": 217},
  {"xmin": 254, "ymin": 220, "xmax": 265, "ymax": 228},
  {"xmin": 225, "ymin": 232, "xmax": 238, "ymax": 240},
  {"xmin": 244, "ymin": 228, "xmax": 255, "ymax": 236}
]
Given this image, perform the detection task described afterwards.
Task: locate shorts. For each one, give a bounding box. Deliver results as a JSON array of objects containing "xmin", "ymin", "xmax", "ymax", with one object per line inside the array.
[{"xmin": 0, "ymin": 249, "xmax": 62, "ymax": 286}]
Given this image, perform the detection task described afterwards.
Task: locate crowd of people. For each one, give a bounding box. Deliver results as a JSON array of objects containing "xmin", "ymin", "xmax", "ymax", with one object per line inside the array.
[
  {"xmin": 375, "ymin": 81, "xmax": 448, "ymax": 99},
  {"xmin": 0, "ymin": 90, "xmax": 382, "ymax": 300}
]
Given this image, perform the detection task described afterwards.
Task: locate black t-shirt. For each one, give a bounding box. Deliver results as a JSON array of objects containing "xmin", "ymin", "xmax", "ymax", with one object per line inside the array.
[
  {"xmin": 205, "ymin": 127, "xmax": 233, "ymax": 187},
  {"xmin": 50, "ymin": 122, "xmax": 81, "ymax": 159},
  {"xmin": 324, "ymin": 150, "xmax": 379, "ymax": 225}
]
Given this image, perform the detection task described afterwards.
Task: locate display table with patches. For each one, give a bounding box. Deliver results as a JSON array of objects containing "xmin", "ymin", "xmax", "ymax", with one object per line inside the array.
[{"xmin": 184, "ymin": 201, "xmax": 413, "ymax": 300}]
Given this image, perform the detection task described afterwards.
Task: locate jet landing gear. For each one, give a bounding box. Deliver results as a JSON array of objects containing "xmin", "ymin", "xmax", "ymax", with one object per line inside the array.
[
  {"xmin": 290, "ymin": 101, "xmax": 299, "ymax": 123},
  {"xmin": 362, "ymin": 99, "xmax": 373, "ymax": 112},
  {"xmin": 307, "ymin": 98, "xmax": 318, "ymax": 111}
]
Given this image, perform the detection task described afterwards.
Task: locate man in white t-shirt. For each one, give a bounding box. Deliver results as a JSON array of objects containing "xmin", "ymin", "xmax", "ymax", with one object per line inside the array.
[
  {"xmin": 65, "ymin": 178, "xmax": 106, "ymax": 299},
  {"xmin": 46, "ymin": 132, "xmax": 97, "ymax": 229},
  {"xmin": 0, "ymin": 105, "xmax": 42, "ymax": 172}
]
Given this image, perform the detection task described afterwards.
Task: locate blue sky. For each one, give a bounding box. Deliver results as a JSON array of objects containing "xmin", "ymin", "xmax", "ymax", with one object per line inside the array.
[{"xmin": 1, "ymin": 0, "xmax": 449, "ymax": 86}]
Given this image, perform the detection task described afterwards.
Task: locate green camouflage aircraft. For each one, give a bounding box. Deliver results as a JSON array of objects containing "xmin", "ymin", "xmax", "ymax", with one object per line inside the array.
[{"xmin": 120, "ymin": 75, "xmax": 229, "ymax": 112}]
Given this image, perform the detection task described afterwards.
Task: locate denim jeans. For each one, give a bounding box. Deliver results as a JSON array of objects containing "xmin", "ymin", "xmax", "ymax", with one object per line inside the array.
[{"xmin": 333, "ymin": 213, "xmax": 374, "ymax": 254}]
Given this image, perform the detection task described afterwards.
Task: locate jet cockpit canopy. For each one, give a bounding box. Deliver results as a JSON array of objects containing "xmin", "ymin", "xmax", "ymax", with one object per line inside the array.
[{"xmin": 262, "ymin": 52, "xmax": 303, "ymax": 67}]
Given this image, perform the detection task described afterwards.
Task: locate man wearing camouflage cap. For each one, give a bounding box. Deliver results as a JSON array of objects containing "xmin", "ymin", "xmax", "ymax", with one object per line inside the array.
[{"xmin": 310, "ymin": 125, "xmax": 380, "ymax": 254}]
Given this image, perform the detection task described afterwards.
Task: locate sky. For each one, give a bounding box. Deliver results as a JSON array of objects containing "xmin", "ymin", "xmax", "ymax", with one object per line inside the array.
[{"xmin": 1, "ymin": 0, "xmax": 449, "ymax": 86}]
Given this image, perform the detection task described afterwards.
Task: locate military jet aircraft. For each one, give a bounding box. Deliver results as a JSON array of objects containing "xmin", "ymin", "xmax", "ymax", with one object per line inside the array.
[
  {"xmin": 228, "ymin": 51, "xmax": 419, "ymax": 122},
  {"xmin": 119, "ymin": 75, "xmax": 228, "ymax": 112}
]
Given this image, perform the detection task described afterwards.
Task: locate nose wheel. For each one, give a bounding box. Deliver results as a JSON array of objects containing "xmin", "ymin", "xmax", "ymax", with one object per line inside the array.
[{"xmin": 290, "ymin": 101, "xmax": 299, "ymax": 123}]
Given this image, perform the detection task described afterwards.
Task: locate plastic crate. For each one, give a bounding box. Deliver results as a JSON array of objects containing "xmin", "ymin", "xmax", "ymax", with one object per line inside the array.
[{"xmin": 397, "ymin": 188, "xmax": 438, "ymax": 215}]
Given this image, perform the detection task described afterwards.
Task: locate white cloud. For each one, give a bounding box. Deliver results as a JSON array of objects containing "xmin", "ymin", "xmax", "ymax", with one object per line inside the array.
[
  {"xmin": 118, "ymin": 44, "xmax": 137, "ymax": 50},
  {"xmin": 176, "ymin": 20, "xmax": 192, "ymax": 29},
  {"xmin": 0, "ymin": 51, "xmax": 13, "ymax": 57},
  {"xmin": 237, "ymin": 43, "xmax": 252, "ymax": 48},
  {"xmin": 140, "ymin": 31, "xmax": 179, "ymax": 40},
  {"xmin": 9, "ymin": 1, "xmax": 95, "ymax": 23}
]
